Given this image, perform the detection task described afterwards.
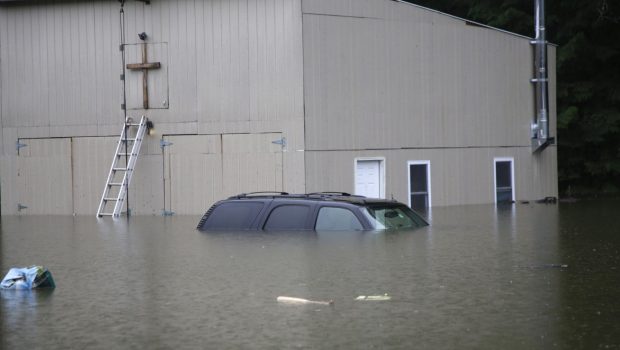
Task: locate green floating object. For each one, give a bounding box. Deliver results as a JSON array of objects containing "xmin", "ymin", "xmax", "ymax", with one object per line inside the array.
[{"xmin": 355, "ymin": 294, "xmax": 391, "ymax": 301}]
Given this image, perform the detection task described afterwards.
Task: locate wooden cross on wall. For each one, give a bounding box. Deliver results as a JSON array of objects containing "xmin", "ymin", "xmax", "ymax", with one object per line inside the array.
[{"xmin": 126, "ymin": 43, "xmax": 161, "ymax": 109}]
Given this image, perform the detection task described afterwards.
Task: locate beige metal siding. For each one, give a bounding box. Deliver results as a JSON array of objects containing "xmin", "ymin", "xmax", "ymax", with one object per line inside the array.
[
  {"xmin": 0, "ymin": 118, "xmax": 3, "ymax": 156},
  {"xmin": 303, "ymin": 2, "xmax": 534, "ymax": 151},
  {"xmin": 0, "ymin": 0, "xmax": 304, "ymax": 133},
  {"xmin": 16, "ymin": 138, "xmax": 73, "ymax": 214},
  {"xmin": 120, "ymin": 0, "xmax": 305, "ymax": 130},
  {"xmin": 0, "ymin": 1, "xmax": 122, "ymax": 132}
]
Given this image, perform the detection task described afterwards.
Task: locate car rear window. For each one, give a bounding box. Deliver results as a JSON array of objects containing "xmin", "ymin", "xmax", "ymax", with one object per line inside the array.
[
  {"xmin": 263, "ymin": 205, "xmax": 311, "ymax": 230},
  {"xmin": 201, "ymin": 201, "xmax": 264, "ymax": 230}
]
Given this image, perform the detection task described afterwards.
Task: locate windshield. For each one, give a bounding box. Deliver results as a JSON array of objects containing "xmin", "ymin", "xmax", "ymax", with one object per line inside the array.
[{"xmin": 361, "ymin": 204, "xmax": 428, "ymax": 230}]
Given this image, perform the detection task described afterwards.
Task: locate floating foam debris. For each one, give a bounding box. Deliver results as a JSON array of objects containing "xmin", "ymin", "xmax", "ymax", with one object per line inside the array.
[
  {"xmin": 277, "ymin": 296, "xmax": 334, "ymax": 305},
  {"xmin": 355, "ymin": 294, "xmax": 391, "ymax": 301}
]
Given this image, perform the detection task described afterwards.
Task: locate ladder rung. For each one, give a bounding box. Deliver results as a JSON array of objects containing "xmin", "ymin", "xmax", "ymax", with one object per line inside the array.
[
  {"xmin": 104, "ymin": 197, "xmax": 118, "ymax": 201},
  {"xmin": 113, "ymin": 167, "xmax": 127, "ymax": 171},
  {"xmin": 121, "ymin": 138, "xmax": 136, "ymax": 142},
  {"xmin": 126, "ymin": 123, "xmax": 141, "ymax": 126},
  {"xmin": 117, "ymin": 153, "xmax": 132, "ymax": 157},
  {"xmin": 108, "ymin": 182, "xmax": 123, "ymax": 186},
  {"xmin": 99, "ymin": 213, "xmax": 114, "ymax": 216}
]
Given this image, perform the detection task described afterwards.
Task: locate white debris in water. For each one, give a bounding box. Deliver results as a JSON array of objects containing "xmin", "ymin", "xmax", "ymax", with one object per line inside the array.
[
  {"xmin": 276, "ymin": 296, "xmax": 334, "ymax": 305},
  {"xmin": 355, "ymin": 294, "xmax": 391, "ymax": 301}
]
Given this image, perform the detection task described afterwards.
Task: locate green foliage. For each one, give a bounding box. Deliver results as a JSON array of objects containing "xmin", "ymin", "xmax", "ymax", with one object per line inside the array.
[
  {"xmin": 557, "ymin": 106, "xmax": 578, "ymax": 129},
  {"xmin": 405, "ymin": 0, "xmax": 620, "ymax": 196}
]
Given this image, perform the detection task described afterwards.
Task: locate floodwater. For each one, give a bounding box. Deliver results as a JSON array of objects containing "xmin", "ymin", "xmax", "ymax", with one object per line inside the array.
[{"xmin": 1, "ymin": 200, "xmax": 619, "ymax": 349}]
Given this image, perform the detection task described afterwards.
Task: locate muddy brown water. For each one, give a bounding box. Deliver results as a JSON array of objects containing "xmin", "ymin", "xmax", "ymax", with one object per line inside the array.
[{"xmin": 1, "ymin": 200, "xmax": 619, "ymax": 349}]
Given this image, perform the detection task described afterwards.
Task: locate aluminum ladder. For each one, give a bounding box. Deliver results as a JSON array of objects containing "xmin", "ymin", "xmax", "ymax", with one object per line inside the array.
[{"xmin": 96, "ymin": 116, "xmax": 148, "ymax": 217}]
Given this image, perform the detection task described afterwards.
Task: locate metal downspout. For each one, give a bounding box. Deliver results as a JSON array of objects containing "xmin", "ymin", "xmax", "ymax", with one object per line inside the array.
[
  {"xmin": 531, "ymin": 0, "xmax": 552, "ymax": 152},
  {"xmin": 120, "ymin": 0, "xmax": 131, "ymax": 215}
]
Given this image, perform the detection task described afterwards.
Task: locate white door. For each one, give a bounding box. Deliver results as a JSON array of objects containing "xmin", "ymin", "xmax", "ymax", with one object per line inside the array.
[{"xmin": 355, "ymin": 159, "xmax": 383, "ymax": 198}]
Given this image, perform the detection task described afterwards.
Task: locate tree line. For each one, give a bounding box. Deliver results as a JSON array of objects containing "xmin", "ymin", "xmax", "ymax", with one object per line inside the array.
[{"xmin": 404, "ymin": 0, "xmax": 620, "ymax": 197}]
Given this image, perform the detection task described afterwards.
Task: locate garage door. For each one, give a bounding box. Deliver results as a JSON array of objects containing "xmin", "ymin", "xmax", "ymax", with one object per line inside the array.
[
  {"xmin": 163, "ymin": 135, "xmax": 223, "ymax": 215},
  {"xmin": 72, "ymin": 137, "xmax": 118, "ymax": 215},
  {"xmin": 16, "ymin": 138, "xmax": 73, "ymax": 214},
  {"xmin": 222, "ymin": 133, "xmax": 283, "ymax": 198},
  {"xmin": 163, "ymin": 133, "xmax": 284, "ymax": 215}
]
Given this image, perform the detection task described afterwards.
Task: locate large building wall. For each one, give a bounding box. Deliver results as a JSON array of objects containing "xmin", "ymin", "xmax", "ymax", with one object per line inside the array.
[
  {"xmin": 302, "ymin": 0, "xmax": 558, "ymax": 206},
  {"xmin": 0, "ymin": 0, "xmax": 558, "ymax": 215},
  {"xmin": 0, "ymin": 0, "xmax": 305, "ymax": 215}
]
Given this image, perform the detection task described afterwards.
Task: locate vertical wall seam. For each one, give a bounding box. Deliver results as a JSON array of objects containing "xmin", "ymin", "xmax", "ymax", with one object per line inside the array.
[
  {"xmin": 0, "ymin": 7, "xmax": 4, "ymax": 141},
  {"xmin": 0, "ymin": 7, "xmax": 4, "ymax": 215},
  {"xmin": 70, "ymin": 137, "xmax": 75, "ymax": 214},
  {"xmin": 300, "ymin": 1, "xmax": 307, "ymax": 192}
]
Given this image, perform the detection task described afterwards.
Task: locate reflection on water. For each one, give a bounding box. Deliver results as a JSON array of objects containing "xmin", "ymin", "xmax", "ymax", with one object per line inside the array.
[{"xmin": 1, "ymin": 200, "xmax": 619, "ymax": 349}]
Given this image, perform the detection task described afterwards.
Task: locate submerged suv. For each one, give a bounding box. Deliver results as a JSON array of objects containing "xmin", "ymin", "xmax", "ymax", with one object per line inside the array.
[{"xmin": 197, "ymin": 192, "xmax": 428, "ymax": 231}]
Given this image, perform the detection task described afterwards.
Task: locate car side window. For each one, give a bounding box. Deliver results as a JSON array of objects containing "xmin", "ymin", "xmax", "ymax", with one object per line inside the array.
[
  {"xmin": 202, "ymin": 202, "xmax": 264, "ymax": 230},
  {"xmin": 315, "ymin": 207, "xmax": 363, "ymax": 231},
  {"xmin": 263, "ymin": 205, "xmax": 311, "ymax": 230}
]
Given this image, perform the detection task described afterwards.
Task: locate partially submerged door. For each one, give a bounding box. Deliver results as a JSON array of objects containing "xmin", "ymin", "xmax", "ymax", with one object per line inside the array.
[
  {"xmin": 408, "ymin": 161, "xmax": 431, "ymax": 211},
  {"xmin": 72, "ymin": 136, "xmax": 118, "ymax": 215},
  {"xmin": 163, "ymin": 133, "xmax": 283, "ymax": 215},
  {"xmin": 16, "ymin": 138, "xmax": 73, "ymax": 214},
  {"xmin": 163, "ymin": 135, "xmax": 223, "ymax": 215},
  {"xmin": 222, "ymin": 133, "xmax": 284, "ymax": 197},
  {"xmin": 494, "ymin": 158, "xmax": 515, "ymax": 203}
]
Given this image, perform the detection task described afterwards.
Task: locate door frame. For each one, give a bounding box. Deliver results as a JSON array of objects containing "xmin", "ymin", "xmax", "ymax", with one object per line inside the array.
[
  {"xmin": 407, "ymin": 160, "xmax": 432, "ymax": 209},
  {"xmin": 493, "ymin": 157, "xmax": 515, "ymax": 203}
]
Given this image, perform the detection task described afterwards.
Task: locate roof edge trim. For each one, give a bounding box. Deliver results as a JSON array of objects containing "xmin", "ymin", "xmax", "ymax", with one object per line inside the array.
[{"xmin": 391, "ymin": 0, "xmax": 557, "ymax": 45}]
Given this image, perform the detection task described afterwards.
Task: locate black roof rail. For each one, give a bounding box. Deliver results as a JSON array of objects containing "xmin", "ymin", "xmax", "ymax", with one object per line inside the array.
[
  {"xmin": 306, "ymin": 192, "xmax": 365, "ymax": 198},
  {"xmin": 230, "ymin": 191, "xmax": 290, "ymax": 199},
  {"xmin": 228, "ymin": 191, "xmax": 369, "ymax": 201}
]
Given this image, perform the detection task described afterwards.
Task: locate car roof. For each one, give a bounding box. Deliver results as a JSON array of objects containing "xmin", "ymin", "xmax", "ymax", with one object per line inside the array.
[{"xmin": 225, "ymin": 192, "xmax": 402, "ymax": 206}]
